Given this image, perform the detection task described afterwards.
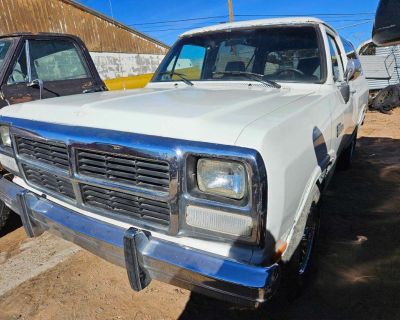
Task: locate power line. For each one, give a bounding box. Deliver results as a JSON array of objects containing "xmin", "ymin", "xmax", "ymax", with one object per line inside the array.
[
  {"xmin": 336, "ymin": 20, "xmax": 373, "ymax": 30},
  {"xmin": 128, "ymin": 15, "xmax": 228, "ymax": 26},
  {"xmin": 139, "ymin": 17, "xmax": 373, "ymax": 31},
  {"xmin": 128, "ymin": 12, "xmax": 375, "ymax": 27},
  {"xmin": 139, "ymin": 18, "xmax": 371, "ymax": 31},
  {"xmin": 236, "ymin": 12, "xmax": 374, "ymax": 17},
  {"xmin": 139, "ymin": 18, "xmax": 374, "ymax": 33}
]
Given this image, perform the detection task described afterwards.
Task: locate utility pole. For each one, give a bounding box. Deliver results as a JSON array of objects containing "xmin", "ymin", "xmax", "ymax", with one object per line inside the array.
[{"xmin": 228, "ymin": 0, "xmax": 234, "ymax": 22}]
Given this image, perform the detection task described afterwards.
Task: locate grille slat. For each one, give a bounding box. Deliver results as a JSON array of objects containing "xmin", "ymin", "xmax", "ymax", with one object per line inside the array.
[
  {"xmin": 22, "ymin": 164, "xmax": 75, "ymax": 199},
  {"xmin": 81, "ymin": 184, "xmax": 170, "ymax": 224},
  {"xmin": 15, "ymin": 135, "xmax": 172, "ymax": 229},
  {"xmin": 16, "ymin": 136, "xmax": 69, "ymax": 170},
  {"xmin": 137, "ymin": 161, "xmax": 171, "ymax": 171},
  {"xmin": 77, "ymin": 149, "xmax": 170, "ymax": 192}
]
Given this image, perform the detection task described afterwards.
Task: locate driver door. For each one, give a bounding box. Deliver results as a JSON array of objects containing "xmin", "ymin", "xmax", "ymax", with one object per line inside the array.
[
  {"xmin": 326, "ymin": 33, "xmax": 353, "ymax": 157},
  {"xmin": 1, "ymin": 37, "xmax": 96, "ymax": 106}
]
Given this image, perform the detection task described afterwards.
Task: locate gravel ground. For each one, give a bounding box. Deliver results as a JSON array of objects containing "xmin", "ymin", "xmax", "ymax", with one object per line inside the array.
[{"xmin": 0, "ymin": 109, "xmax": 399, "ymax": 320}]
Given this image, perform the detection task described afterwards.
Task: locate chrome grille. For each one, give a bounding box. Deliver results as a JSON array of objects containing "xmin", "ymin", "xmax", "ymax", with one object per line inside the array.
[
  {"xmin": 22, "ymin": 164, "xmax": 75, "ymax": 199},
  {"xmin": 76, "ymin": 149, "xmax": 170, "ymax": 192},
  {"xmin": 81, "ymin": 184, "xmax": 170, "ymax": 224},
  {"xmin": 15, "ymin": 136, "xmax": 69, "ymax": 170}
]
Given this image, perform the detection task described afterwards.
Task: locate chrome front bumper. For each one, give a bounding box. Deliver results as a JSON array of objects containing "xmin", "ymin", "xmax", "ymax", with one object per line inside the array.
[{"xmin": 0, "ymin": 177, "xmax": 280, "ymax": 307}]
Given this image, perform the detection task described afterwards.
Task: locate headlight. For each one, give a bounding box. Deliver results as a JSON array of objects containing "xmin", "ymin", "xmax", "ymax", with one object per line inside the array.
[
  {"xmin": 0, "ymin": 126, "xmax": 11, "ymax": 147},
  {"xmin": 197, "ymin": 159, "xmax": 246, "ymax": 200}
]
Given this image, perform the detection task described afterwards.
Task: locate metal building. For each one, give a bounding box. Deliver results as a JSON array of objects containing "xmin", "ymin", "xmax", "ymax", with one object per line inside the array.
[
  {"xmin": 358, "ymin": 40, "xmax": 400, "ymax": 91},
  {"xmin": 0, "ymin": 0, "xmax": 169, "ymax": 79}
]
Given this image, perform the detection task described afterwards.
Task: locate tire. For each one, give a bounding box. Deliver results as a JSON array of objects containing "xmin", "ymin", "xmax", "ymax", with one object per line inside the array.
[
  {"xmin": 337, "ymin": 130, "xmax": 357, "ymax": 170},
  {"xmin": 282, "ymin": 201, "xmax": 320, "ymax": 299},
  {"xmin": 0, "ymin": 200, "xmax": 11, "ymax": 231},
  {"xmin": 371, "ymin": 85, "xmax": 400, "ymax": 113}
]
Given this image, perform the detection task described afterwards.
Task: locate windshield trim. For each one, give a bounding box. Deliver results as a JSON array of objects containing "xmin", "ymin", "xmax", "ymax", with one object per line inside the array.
[{"xmin": 152, "ymin": 24, "xmax": 328, "ymax": 85}]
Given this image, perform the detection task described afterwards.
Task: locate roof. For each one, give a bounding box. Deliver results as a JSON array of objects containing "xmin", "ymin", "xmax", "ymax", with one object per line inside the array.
[
  {"xmin": 180, "ymin": 17, "xmax": 327, "ymax": 37},
  {"xmin": 0, "ymin": 32, "xmax": 80, "ymax": 39},
  {"xmin": 62, "ymin": 0, "xmax": 169, "ymax": 49}
]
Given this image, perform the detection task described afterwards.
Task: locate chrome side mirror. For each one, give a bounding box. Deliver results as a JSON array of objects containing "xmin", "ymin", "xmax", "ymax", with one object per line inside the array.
[
  {"xmin": 344, "ymin": 60, "xmax": 356, "ymax": 83},
  {"xmin": 27, "ymin": 79, "xmax": 44, "ymax": 100}
]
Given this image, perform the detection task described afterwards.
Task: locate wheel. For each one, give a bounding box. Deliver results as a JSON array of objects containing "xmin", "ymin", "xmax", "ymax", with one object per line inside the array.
[
  {"xmin": 282, "ymin": 201, "xmax": 321, "ymax": 300},
  {"xmin": 0, "ymin": 200, "xmax": 11, "ymax": 231},
  {"xmin": 337, "ymin": 130, "xmax": 357, "ymax": 170}
]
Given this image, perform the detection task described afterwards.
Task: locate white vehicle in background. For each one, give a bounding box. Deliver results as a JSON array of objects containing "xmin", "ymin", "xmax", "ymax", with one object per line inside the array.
[{"xmin": 0, "ymin": 17, "xmax": 368, "ymax": 307}]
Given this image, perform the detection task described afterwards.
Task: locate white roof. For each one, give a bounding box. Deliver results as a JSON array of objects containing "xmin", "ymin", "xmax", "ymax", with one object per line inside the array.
[{"xmin": 181, "ymin": 17, "xmax": 327, "ymax": 37}]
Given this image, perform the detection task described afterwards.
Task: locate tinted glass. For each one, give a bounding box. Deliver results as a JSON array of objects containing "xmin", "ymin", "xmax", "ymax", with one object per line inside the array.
[
  {"xmin": 29, "ymin": 39, "xmax": 89, "ymax": 81},
  {"xmin": 161, "ymin": 44, "xmax": 206, "ymax": 81},
  {"xmin": 327, "ymin": 35, "xmax": 344, "ymax": 82},
  {"xmin": 8, "ymin": 43, "xmax": 29, "ymax": 84},
  {"xmin": 154, "ymin": 26, "xmax": 323, "ymax": 83},
  {"xmin": 0, "ymin": 39, "xmax": 12, "ymax": 72}
]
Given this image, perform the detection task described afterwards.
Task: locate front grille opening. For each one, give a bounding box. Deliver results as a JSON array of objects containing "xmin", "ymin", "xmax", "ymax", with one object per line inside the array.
[
  {"xmin": 22, "ymin": 164, "xmax": 75, "ymax": 199},
  {"xmin": 15, "ymin": 136, "xmax": 69, "ymax": 170},
  {"xmin": 81, "ymin": 184, "xmax": 170, "ymax": 225},
  {"xmin": 77, "ymin": 149, "xmax": 170, "ymax": 192}
]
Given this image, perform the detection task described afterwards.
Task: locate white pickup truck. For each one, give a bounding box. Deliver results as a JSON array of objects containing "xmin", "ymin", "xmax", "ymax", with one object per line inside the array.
[{"xmin": 0, "ymin": 17, "xmax": 368, "ymax": 306}]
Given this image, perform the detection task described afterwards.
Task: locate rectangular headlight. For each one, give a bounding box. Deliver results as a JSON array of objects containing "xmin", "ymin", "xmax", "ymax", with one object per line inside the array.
[
  {"xmin": 197, "ymin": 159, "xmax": 246, "ymax": 200},
  {"xmin": 0, "ymin": 126, "xmax": 11, "ymax": 147}
]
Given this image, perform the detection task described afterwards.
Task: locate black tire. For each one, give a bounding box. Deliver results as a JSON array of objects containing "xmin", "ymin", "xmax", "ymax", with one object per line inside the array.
[
  {"xmin": 0, "ymin": 200, "xmax": 11, "ymax": 230},
  {"xmin": 283, "ymin": 202, "xmax": 320, "ymax": 300},
  {"xmin": 371, "ymin": 85, "xmax": 400, "ymax": 113},
  {"xmin": 337, "ymin": 130, "xmax": 357, "ymax": 170}
]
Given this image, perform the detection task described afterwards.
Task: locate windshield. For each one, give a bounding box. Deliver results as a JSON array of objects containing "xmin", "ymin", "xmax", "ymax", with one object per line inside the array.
[
  {"xmin": 0, "ymin": 38, "xmax": 13, "ymax": 71},
  {"xmin": 153, "ymin": 26, "xmax": 324, "ymax": 84}
]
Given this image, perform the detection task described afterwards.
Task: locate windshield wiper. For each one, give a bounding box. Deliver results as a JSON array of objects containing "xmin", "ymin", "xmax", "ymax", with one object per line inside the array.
[
  {"xmin": 159, "ymin": 71, "xmax": 194, "ymax": 86},
  {"xmin": 213, "ymin": 71, "xmax": 281, "ymax": 89}
]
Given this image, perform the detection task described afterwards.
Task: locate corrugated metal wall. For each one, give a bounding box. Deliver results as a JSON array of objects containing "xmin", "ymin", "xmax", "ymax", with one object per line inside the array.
[
  {"xmin": 0, "ymin": 0, "xmax": 169, "ymax": 55},
  {"xmin": 376, "ymin": 46, "xmax": 400, "ymax": 86},
  {"xmin": 359, "ymin": 43, "xmax": 400, "ymax": 90}
]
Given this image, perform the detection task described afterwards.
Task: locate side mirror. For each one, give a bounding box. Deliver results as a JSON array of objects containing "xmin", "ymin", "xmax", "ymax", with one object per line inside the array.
[
  {"xmin": 344, "ymin": 60, "xmax": 356, "ymax": 83},
  {"xmin": 27, "ymin": 79, "xmax": 44, "ymax": 100},
  {"xmin": 373, "ymin": 0, "xmax": 400, "ymax": 46}
]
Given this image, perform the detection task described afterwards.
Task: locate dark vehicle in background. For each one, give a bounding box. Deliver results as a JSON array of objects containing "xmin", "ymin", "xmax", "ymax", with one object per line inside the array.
[
  {"xmin": 0, "ymin": 32, "xmax": 105, "ymax": 231},
  {"xmin": 373, "ymin": 0, "xmax": 400, "ymax": 46},
  {"xmin": 0, "ymin": 33, "xmax": 105, "ymax": 107}
]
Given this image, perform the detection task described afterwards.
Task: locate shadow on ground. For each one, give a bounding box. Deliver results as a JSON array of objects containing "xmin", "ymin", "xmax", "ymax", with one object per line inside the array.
[
  {"xmin": 0, "ymin": 211, "xmax": 22, "ymax": 238},
  {"xmin": 179, "ymin": 136, "xmax": 400, "ymax": 320}
]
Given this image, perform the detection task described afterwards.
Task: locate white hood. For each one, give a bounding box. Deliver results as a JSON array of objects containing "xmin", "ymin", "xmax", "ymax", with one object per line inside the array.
[{"xmin": 0, "ymin": 84, "xmax": 315, "ymax": 145}]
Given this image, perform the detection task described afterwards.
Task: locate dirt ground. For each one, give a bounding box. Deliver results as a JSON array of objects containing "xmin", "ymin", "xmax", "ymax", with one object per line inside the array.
[{"xmin": 0, "ymin": 109, "xmax": 399, "ymax": 320}]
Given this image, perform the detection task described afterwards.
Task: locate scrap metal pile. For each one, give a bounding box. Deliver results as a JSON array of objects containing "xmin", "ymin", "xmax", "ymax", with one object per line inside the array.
[{"xmin": 371, "ymin": 84, "xmax": 400, "ymax": 113}]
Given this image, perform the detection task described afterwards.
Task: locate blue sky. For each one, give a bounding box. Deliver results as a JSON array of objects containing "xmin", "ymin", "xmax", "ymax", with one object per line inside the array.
[{"xmin": 78, "ymin": 0, "xmax": 379, "ymax": 48}]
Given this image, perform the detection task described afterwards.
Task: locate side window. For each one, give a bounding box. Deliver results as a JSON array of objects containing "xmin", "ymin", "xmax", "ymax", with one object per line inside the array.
[
  {"xmin": 163, "ymin": 44, "xmax": 206, "ymax": 80},
  {"xmin": 327, "ymin": 35, "xmax": 344, "ymax": 82},
  {"xmin": 7, "ymin": 44, "xmax": 29, "ymax": 84},
  {"xmin": 28, "ymin": 40, "xmax": 90, "ymax": 81}
]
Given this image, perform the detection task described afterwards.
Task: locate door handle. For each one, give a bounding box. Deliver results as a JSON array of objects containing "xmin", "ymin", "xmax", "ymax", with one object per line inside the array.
[{"xmin": 350, "ymin": 89, "xmax": 357, "ymax": 94}]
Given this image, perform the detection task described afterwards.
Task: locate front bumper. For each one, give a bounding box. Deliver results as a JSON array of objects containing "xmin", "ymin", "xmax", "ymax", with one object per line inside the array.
[{"xmin": 0, "ymin": 177, "xmax": 279, "ymax": 307}]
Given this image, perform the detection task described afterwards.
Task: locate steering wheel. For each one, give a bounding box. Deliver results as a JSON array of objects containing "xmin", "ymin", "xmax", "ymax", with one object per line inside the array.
[{"xmin": 275, "ymin": 68, "xmax": 305, "ymax": 76}]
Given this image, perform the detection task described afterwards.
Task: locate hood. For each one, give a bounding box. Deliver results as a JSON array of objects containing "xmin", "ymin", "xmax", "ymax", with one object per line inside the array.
[{"xmin": 0, "ymin": 84, "xmax": 315, "ymax": 145}]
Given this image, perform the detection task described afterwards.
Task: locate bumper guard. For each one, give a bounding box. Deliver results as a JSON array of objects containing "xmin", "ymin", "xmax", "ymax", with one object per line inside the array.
[{"xmin": 0, "ymin": 177, "xmax": 279, "ymax": 307}]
